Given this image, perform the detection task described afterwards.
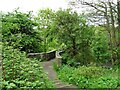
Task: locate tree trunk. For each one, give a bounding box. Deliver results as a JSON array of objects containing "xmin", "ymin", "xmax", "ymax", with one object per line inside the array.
[
  {"xmin": 109, "ymin": 1, "xmax": 117, "ymax": 63},
  {"xmin": 118, "ymin": 0, "xmax": 120, "ymax": 27},
  {"xmin": 104, "ymin": 4, "xmax": 114, "ymax": 65},
  {"xmin": 117, "ymin": 0, "xmax": 120, "ymax": 67},
  {"xmin": 117, "ymin": 0, "xmax": 120, "ymax": 46}
]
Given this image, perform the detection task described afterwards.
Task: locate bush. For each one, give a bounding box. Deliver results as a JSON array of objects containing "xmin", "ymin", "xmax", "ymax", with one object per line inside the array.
[
  {"xmin": 61, "ymin": 53, "xmax": 80, "ymax": 67},
  {"xmin": 2, "ymin": 10, "xmax": 42, "ymax": 53},
  {"xmin": 2, "ymin": 42, "xmax": 54, "ymax": 89},
  {"xmin": 75, "ymin": 65, "xmax": 108, "ymax": 78},
  {"xmin": 57, "ymin": 65, "xmax": 118, "ymax": 88}
]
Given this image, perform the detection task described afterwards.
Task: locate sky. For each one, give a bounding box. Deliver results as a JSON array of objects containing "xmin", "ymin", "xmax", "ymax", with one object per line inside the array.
[
  {"xmin": 0, "ymin": 0, "xmax": 118, "ymax": 14},
  {"xmin": 0, "ymin": 0, "xmax": 68, "ymax": 14}
]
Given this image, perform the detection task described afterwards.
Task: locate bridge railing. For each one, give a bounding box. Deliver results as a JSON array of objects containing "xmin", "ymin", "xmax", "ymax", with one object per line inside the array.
[
  {"xmin": 28, "ymin": 50, "xmax": 63, "ymax": 67},
  {"xmin": 27, "ymin": 50, "xmax": 56, "ymax": 60},
  {"xmin": 27, "ymin": 50, "xmax": 63, "ymax": 59}
]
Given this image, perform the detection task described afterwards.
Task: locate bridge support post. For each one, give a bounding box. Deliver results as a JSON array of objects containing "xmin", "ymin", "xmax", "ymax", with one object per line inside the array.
[
  {"xmin": 56, "ymin": 57, "xmax": 62, "ymax": 67},
  {"xmin": 56, "ymin": 51, "xmax": 62, "ymax": 67}
]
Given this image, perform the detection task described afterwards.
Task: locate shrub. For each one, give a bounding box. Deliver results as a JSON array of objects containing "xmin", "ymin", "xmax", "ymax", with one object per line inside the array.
[
  {"xmin": 2, "ymin": 42, "xmax": 54, "ymax": 89},
  {"xmin": 75, "ymin": 66, "xmax": 108, "ymax": 78},
  {"xmin": 2, "ymin": 10, "xmax": 42, "ymax": 53},
  {"xmin": 57, "ymin": 65, "xmax": 118, "ymax": 88}
]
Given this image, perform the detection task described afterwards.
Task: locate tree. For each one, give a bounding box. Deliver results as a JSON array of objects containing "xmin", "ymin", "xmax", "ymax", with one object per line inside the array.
[
  {"xmin": 2, "ymin": 9, "xmax": 41, "ymax": 53},
  {"xmin": 91, "ymin": 26, "xmax": 111, "ymax": 65},
  {"xmin": 0, "ymin": 11, "xmax": 2, "ymax": 42},
  {"xmin": 54, "ymin": 9, "xmax": 94, "ymax": 65},
  {"xmin": 118, "ymin": 0, "xmax": 120, "ymax": 29},
  {"xmin": 35, "ymin": 8, "xmax": 57, "ymax": 52},
  {"xmin": 117, "ymin": 0, "xmax": 120, "ymax": 62},
  {"xmin": 68, "ymin": 0, "xmax": 119, "ymax": 65}
]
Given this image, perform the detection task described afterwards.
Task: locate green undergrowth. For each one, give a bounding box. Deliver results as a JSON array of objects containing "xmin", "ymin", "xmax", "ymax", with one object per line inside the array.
[
  {"xmin": 57, "ymin": 64, "xmax": 119, "ymax": 88},
  {"xmin": 1, "ymin": 42, "xmax": 55, "ymax": 89}
]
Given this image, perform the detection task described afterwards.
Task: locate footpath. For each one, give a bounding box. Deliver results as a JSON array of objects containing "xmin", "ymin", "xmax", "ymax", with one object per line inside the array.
[{"xmin": 40, "ymin": 59, "xmax": 77, "ymax": 89}]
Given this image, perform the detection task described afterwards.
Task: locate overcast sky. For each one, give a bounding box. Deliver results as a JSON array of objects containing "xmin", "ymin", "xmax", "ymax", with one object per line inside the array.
[
  {"xmin": 0, "ymin": 0, "xmax": 68, "ymax": 14},
  {"xmin": 0, "ymin": 0, "xmax": 117, "ymax": 14}
]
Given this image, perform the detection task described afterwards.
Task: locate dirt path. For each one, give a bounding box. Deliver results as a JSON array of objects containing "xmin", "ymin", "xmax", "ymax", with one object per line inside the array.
[{"xmin": 40, "ymin": 59, "xmax": 77, "ymax": 88}]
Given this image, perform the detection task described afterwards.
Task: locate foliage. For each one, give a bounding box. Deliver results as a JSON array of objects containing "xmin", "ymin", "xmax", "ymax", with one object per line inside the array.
[
  {"xmin": 2, "ymin": 10, "xmax": 42, "ymax": 53},
  {"xmin": 34, "ymin": 8, "xmax": 114, "ymax": 66},
  {"xmin": 2, "ymin": 42, "xmax": 54, "ymax": 89},
  {"xmin": 57, "ymin": 65, "xmax": 119, "ymax": 88},
  {"xmin": 54, "ymin": 9, "xmax": 94, "ymax": 66},
  {"xmin": 69, "ymin": 0, "xmax": 119, "ymax": 66},
  {"xmin": 91, "ymin": 26, "xmax": 111, "ymax": 64},
  {"xmin": 35, "ymin": 8, "xmax": 58, "ymax": 52},
  {"xmin": 53, "ymin": 62, "xmax": 59, "ymax": 71},
  {"xmin": 2, "ymin": 7, "xmax": 119, "ymax": 89}
]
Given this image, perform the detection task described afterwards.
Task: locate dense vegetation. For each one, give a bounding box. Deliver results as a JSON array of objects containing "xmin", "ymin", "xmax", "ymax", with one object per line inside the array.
[
  {"xmin": 1, "ymin": 10, "xmax": 55, "ymax": 89},
  {"xmin": 1, "ymin": 0, "xmax": 120, "ymax": 88},
  {"xmin": 57, "ymin": 65, "xmax": 118, "ymax": 88},
  {"xmin": 1, "ymin": 42, "xmax": 54, "ymax": 89},
  {"xmin": 2, "ymin": 8, "xmax": 119, "ymax": 66},
  {"xmin": 2, "ymin": 10, "xmax": 41, "ymax": 53}
]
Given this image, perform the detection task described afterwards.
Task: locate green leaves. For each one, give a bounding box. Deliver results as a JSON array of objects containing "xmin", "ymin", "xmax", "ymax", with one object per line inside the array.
[
  {"xmin": 2, "ymin": 9, "xmax": 41, "ymax": 53},
  {"xmin": 2, "ymin": 43, "xmax": 54, "ymax": 88},
  {"xmin": 91, "ymin": 26, "xmax": 110, "ymax": 64},
  {"xmin": 54, "ymin": 9, "xmax": 95, "ymax": 65},
  {"xmin": 57, "ymin": 65, "xmax": 118, "ymax": 88},
  {"xmin": 35, "ymin": 8, "xmax": 57, "ymax": 52}
]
